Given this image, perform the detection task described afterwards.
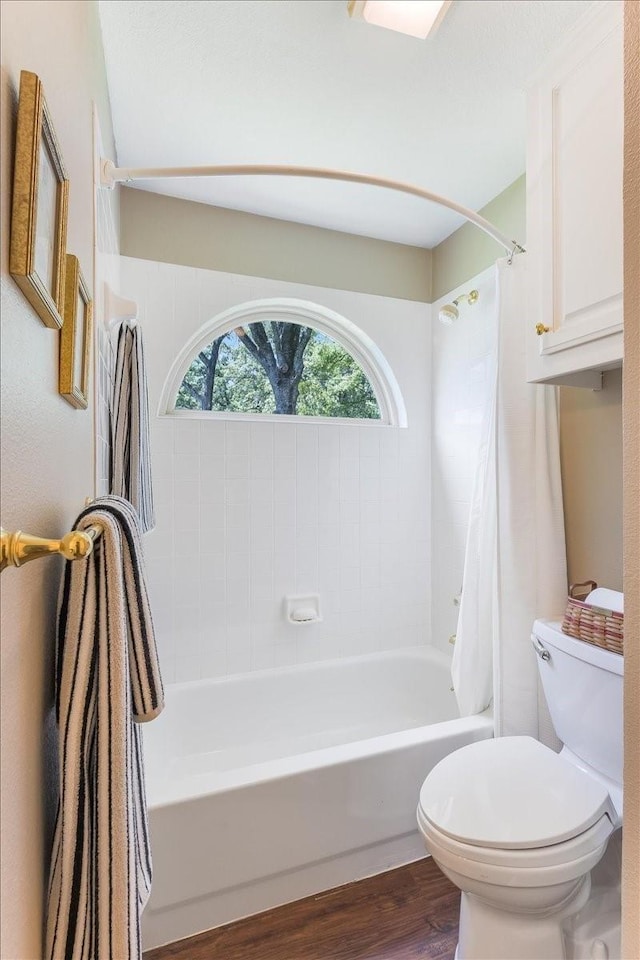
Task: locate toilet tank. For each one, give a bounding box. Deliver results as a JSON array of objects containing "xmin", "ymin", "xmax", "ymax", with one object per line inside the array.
[{"xmin": 532, "ymin": 619, "xmax": 623, "ymax": 786}]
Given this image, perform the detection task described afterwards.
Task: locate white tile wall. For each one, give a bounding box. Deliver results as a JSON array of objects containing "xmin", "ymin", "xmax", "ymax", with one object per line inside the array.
[
  {"xmin": 430, "ymin": 266, "xmax": 497, "ymax": 654},
  {"xmin": 145, "ymin": 416, "xmax": 431, "ymax": 682},
  {"xmin": 121, "ymin": 257, "xmax": 432, "ymax": 683}
]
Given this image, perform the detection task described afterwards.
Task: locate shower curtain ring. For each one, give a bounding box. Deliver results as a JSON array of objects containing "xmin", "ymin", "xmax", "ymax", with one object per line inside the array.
[{"xmin": 507, "ymin": 241, "xmax": 526, "ymax": 265}]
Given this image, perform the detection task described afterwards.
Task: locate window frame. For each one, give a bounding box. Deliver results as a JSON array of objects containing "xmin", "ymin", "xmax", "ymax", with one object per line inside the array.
[{"xmin": 159, "ymin": 298, "xmax": 408, "ymax": 427}]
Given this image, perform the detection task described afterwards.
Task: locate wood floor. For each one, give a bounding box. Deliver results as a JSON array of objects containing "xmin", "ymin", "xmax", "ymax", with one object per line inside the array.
[{"xmin": 144, "ymin": 857, "xmax": 460, "ymax": 960}]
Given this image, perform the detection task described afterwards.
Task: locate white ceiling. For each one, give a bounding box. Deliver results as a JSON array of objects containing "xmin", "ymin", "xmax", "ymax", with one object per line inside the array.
[{"xmin": 98, "ymin": 0, "xmax": 593, "ymax": 248}]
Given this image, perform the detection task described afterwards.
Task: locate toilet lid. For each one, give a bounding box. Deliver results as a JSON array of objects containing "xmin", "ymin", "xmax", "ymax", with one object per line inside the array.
[{"xmin": 419, "ymin": 737, "xmax": 614, "ymax": 849}]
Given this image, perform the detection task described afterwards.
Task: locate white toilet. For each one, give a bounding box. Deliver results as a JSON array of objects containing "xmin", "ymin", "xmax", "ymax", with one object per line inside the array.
[{"xmin": 417, "ymin": 611, "xmax": 623, "ymax": 960}]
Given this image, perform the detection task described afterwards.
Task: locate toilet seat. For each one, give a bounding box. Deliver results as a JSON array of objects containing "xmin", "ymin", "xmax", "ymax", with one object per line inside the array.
[
  {"xmin": 417, "ymin": 806, "xmax": 614, "ymax": 883},
  {"xmin": 417, "ymin": 737, "xmax": 617, "ymax": 892},
  {"xmin": 418, "ymin": 736, "xmax": 616, "ymax": 851}
]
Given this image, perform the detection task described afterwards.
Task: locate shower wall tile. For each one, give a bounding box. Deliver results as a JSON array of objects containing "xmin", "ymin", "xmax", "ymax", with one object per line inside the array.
[{"xmin": 122, "ymin": 256, "xmax": 432, "ymax": 683}]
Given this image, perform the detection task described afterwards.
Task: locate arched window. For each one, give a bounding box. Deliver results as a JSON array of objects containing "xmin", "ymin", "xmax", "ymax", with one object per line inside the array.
[
  {"xmin": 160, "ymin": 299, "xmax": 407, "ymax": 426},
  {"xmin": 176, "ymin": 322, "xmax": 380, "ymax": 419}
]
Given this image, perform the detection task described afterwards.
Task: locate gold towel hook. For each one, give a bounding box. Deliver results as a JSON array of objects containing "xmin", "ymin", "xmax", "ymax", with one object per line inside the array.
[{"xmin": 1, "ymin": 524, "xmax": 102, "ymax": 572}]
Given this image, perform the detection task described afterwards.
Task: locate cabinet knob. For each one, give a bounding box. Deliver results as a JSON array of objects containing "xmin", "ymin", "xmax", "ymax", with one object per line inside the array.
[{"xmin": 535, "ymin": 323, "xmax": 551, "ymax": 336}]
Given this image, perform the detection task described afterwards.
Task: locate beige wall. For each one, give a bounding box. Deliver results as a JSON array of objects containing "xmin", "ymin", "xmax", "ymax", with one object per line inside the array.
[
  {"xmin": 431, "ymin": 175, "xmax": 526, "ymax": 301},
  {"xmin": 0, "ymin": 2, "xmax": 116, "ymax": 957},
  {"xmin": 622, "ymin": 2, "xmax": 640, "ymax": 955},
  {"xmin": 560, "ymin": 369, "xmax": 623, "ymax": 590},
  {"xmin": 120, "ymin": 172, "xmax": 529, "ymax": 308},
  {"xmin": 121, "ymin": 187, "xmax": 433, "ymax": 303},
  {"xmin": 120, "ymin": 177, "xmax": 527, "ymax": 307}
]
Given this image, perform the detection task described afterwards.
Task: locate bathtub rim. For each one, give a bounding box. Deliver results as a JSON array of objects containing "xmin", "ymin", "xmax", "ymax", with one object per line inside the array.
[
  {"xmin": 144, "ymin": 644, "xmax": 492, "ymax": 809},
  {"xmin": 159, "ymin": 643, "xmax": 454, "ymax": 698},
  {"xmin": 147, "ymin": 709, "xmax": 493, "ymax": 810}
]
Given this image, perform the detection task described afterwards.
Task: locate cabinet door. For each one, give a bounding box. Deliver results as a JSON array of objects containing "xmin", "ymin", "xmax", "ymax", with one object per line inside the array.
[{"xmin": 527, "ymin": 1, "xmax": 623, "ymax": 386}]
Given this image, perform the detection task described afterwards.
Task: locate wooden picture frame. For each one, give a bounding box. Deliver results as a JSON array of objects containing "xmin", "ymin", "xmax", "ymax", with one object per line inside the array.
[
  {"xmin": 59, "ymin": 255, "xmax": 92, "ymax": 409},
  {"xmin": 9, "ymin": 70, "xmax": 69, "ymax": 329}
]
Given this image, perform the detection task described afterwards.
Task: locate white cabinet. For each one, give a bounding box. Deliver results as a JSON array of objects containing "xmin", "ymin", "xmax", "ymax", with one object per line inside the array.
[{"xmin": 526, "ymin": 1, "xmax": 623, "ymax": 387}]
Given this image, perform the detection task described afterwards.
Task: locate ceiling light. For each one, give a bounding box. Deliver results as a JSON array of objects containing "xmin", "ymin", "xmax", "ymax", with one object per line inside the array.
[{"xmin": 347, "ymin": 0, "xmax": 452, "ymax": 40}]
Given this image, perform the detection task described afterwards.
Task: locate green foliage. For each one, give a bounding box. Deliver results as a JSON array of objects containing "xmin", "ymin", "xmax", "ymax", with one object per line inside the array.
[
  {"xmin": 214, "ymin": 336, "xmax": 275, "ymax": 413},
  {"xmin": 176, "ymin": 335, "xmax": 275, "ymax": 413},
  {"xmin": 297, "ymin": 337, "xmax": 379, "ymax": 419},
  {"xmin": 175, "ymin": 323, "xmax": 380, "ymax": 420},
  {"xmin": 176, "ymin": 345, "xmax": 208, "ymax": 410}
]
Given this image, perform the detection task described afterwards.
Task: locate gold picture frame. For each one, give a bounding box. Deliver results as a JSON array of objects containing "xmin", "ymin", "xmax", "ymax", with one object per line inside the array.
[
  {"xmin": 59, "ymin": 255, "xmax": 92, "ymax": 409},
  {"xmin": 10, "ymin": 70, "xmax": 69, "ymax": 330}
]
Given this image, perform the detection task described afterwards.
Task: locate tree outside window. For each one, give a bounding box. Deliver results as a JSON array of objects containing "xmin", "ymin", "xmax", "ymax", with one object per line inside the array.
[{"xmin": 176, "ymin": 320, "xmax": 380, "ymax": 420}]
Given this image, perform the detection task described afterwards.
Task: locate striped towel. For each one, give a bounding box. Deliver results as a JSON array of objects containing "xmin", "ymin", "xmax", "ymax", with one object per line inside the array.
[
  {"xmin": 46, "ymin": 496, "xmax": 164, "ymax": 960},
  {"xmin": 110, "ymin": 323, "xmax": 155, "ymax": 533}
]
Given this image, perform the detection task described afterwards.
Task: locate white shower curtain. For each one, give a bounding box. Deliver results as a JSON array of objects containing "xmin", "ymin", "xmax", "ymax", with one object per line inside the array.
[{"xmin": 451, "ymin": 256, "xmax": 567, "ymax": 738}]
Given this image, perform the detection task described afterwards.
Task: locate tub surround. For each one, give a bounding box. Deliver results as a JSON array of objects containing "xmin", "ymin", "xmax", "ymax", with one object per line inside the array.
[{"xmin": 120, "ymin": 256, "xmax": 432, "ymax": 684}]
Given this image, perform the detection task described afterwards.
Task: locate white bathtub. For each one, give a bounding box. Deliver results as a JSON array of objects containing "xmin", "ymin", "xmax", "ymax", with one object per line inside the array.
[{"xmin": 142, "ymin": 646, "xmax": 492, "ymax": 949}]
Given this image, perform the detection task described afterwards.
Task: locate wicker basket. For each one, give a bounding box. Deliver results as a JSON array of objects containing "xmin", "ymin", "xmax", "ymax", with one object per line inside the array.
[{"xmin": 561, "ymin": 581, "xmax": 623, "ymax": 655}]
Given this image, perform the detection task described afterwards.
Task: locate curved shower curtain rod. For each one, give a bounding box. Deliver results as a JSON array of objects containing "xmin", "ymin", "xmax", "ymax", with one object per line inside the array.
[{"xmin": 100, "ymin": 159, "xmax": 525, "ymax": 257}]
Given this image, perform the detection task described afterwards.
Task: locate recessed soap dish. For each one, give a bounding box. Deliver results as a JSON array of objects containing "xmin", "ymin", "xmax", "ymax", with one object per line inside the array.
[{"xmin": 285, "ymin": 595, "xmax": 322, "ymax": 625}]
